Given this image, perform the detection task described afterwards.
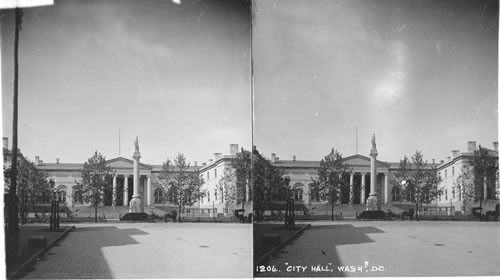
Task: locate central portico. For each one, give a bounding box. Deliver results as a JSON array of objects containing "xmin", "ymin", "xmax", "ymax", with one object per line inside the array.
[
  {"xmin": 271, "ymin": 153, "xmax": 393, "ymax": 206},
  {"xmin": 106, "ymin": 157, "xmax": 154, "ymax": 208}
]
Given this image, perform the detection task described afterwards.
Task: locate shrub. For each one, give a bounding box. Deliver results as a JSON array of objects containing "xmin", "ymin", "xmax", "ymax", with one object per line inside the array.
[
  {"xmin": 120, "ymin": 212, "xmax": 149, "ymax": 221},
  {"xmin": 357, "ymin": 210, "xmax": 386, "ymax": 220}
]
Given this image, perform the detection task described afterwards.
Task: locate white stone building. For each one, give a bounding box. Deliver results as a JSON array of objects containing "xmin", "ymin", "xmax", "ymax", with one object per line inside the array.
[{"xmin": 435, "ymin": 141, "xmax": 499, "ymax": 212}]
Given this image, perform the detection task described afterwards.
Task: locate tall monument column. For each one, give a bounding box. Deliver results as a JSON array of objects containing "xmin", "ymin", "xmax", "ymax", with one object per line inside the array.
[
  {"xmin": 361, "ymin": 173, "xmax": 366, "ymax": 204},
  {"xmin": 129, "ymin": 137, "xmax": 144, "ymax": 213},
  {"xmin": 366, "ymin": 134, "xmax": 380, "ymax": 211}
]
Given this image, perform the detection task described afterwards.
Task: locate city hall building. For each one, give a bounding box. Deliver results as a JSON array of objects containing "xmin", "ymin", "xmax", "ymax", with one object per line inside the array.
[
  {"xmin": 3, "ymin": 138, "xmax": 248, "ymax": 217},
  {"xmin": 3, "ymin": 136, "xmax": 498, "ymax": 216},
  {"xmin": 265, "ymin": 140, "xmax": 499, "ymax": 215}
]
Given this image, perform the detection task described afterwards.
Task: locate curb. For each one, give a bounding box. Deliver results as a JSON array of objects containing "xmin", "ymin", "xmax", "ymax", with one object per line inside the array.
[
  {"xmin": 256, "ymin": 223, "xmax": 311, "ymax": 266},
  {"xmin": 7, "ymin": 224, "xmax": 76, "ymax": 279}
]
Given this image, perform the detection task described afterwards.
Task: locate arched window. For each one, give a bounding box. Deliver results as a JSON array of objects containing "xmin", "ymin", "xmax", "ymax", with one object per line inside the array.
[
  {"xmin": 154, "ymin": 188, "xmax": 163, "ymax": 204},
  {"xmin": 56, "ymin": 185, "xmax": 67, "ymax": 203},
  {"xmin": 73, "ymin": 188, "xmax": 83, "ymax": 205},
  {"xmin": 292, "ymin": 183, "xmax": 304, "ymax": 201},
  {"xmin": 392, "ymin": 186, "xmax": 400, "ymax": 201}
]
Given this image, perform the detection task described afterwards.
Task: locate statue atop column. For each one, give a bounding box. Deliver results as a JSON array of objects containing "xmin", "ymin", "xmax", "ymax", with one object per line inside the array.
[
  {"xmin": 371, "ymin": 134, "xmax": 376, "ymax": 150},
  {"xmin": 134, "ymin": 136, "xmax": 140, "ymax": 152},
  {"xmin": 130, "ymin": 136, "xmax": 143, "ymax": 213}
]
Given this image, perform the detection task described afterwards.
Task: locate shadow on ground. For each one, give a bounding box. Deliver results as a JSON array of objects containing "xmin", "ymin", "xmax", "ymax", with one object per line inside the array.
[
  {"xmin": 15, "ymin": 226, "xmax": 149, "ymax": 279},
  {"xmin": 254, "ymin": 223, "xmax": 384, "ymax": 277}
]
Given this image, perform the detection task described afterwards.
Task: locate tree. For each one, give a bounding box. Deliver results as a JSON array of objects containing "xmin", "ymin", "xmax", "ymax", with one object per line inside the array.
[
  {"xmin": 252, "ymin": 147, "xmax": 290, "ymax": 222},
  {"xmin": 74, "ymin": 151, "xmax": 114, "ymax": 223},
  {"xmin": 454, "ymin": 165, "xmax": 475, "ymax": 214},
  {"xmin": 472, "ymin": 146, "xmax": 498, "ymax": 201},
  {"xmin": 309, "ymin": 148, "xmax": 351, "ymax": 220},
  {"xmin": 393, "ymin": 151, "xmax": 442, "ymax": 220},
  {"xmin": 232, "ymin": 148, "xmax": 252, "ymax": 209},
  {"xmin": 4, "ymin": 158, "xmax": 53, "ymax": 223},
  {"xmin": 217, "ymin": 168, "xmax": 237, "ymax": 213},
  {"xmin": 154, "ymin": 153, "xmax": 204, "ymax": 222}
]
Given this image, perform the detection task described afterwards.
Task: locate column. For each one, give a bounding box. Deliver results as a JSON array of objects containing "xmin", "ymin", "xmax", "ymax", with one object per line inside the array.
[
  {"xmin": 368, "ymin": 133, "xmax": 380, "ymax": 211},
  {"xmin": 361, "ymin": 173, "xmax": 366, "ymax": 204},
  {"xmin": 133, "ymin": 159, "xmax": 140, "ymax": 198},
  {"xmin": 123, "ymin": 175, "xmax": 129, "ymax": 206},
  {"xmin": 112, "ymin": 175, "xmax": 117, "ymax": 206},
  {"xmin": 349, "ymin": 173, "xmax": 354, "ymax": 204},
  {"xmin": 384, "ymin": 173, "xmax": 389, "ymax": 204},
  {"xmin": 147, "ymin": 176, "xmax": 152, "ymax": 206}
]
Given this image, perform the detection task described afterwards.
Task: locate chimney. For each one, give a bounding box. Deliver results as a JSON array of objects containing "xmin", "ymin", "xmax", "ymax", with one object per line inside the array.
[
  {"xmin": 440, "ymin": 160, "xmax": 444, "ymax": 164},
  {"xmin": 446, "ymin": 156, "xmax": 451, "ymax": 162},
  {"xmin": 208, "ymin": 159, "xmax": 213, "ymax": 165},
  {"xmin": 214, "ymin": 153, "xmax": 222, "ymax": 160},
  {"xmin": 2, "ymin": 137, "xmax": 8, "ymax": 150},
  {"xmin": 230, "ymin": 144, "xmax": 238, "ymax": 155},
  {"xmin": 467, "ymin": 141, "xmax": 477, "ymax": 152},
  {"xmin": 56, "ymin": 158, "xmax": 60, "ymax": 164},
  {"xmin": 451, "ymin": 150, "xmax": 460, "ymax": 158},
  {"xmin": 493, "ymin": 142, "xmax": 498, "ymax": 152},
  {"xmin": 271, "ymin": 153, "xmax": 276, "ymax": 163},
  {"xmin": 194, "ymin": 161, "xmax": 198, "ymax": 167},
  {"xmin": 292, "ymin": 155, "xmax": 296, "ymax": 161},
  {"xmin": 202, "ymin": 162, "xmax": 206, "ymax": 166},
  {"xmin": 432, "ymin": 159, "xmax": 435, "ymax": 164},
  {"xmin": 35, "ymin": 156, "xmax": 40, "ymax": 166}
]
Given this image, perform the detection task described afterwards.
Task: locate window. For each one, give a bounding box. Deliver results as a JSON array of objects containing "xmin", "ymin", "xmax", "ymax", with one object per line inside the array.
[
  {"xmin": 294, "ymin": 188, "xmax": 303, "ymax": 201},
  {"xmin": 452, "ymin": 187, "xmax": 455, "ymax": 199},
  {"xmin": 73, "ymin": 189, "xmax": 83, "ymax": 204},
  {"xmin": 214, "ymin": 189, "xmax": 218, "ymax": 201},
  {"xmin": 458, "ymin": 186, "xmax": 461, "ymax": 201},
  {"xmin": 214, "ymin": 168, "xmax": 217, "ymax": 178},
  {"xmin": 207, "ymin": 172, "xmax": 210, "ymax": 180},
  {"xmin": 452, "ymin": 166, "xmax": 455, "ymax": 176},
  {"xmin": 154, "ymin": 188, "xmax": 163, "ymax": 204},
  {"xmin": 445, "ymin": 189, "xmax": 448, "ymax": 200},
  {"xmin": 208, "ymin": 191, "xmax": 210, "ymax": 202},
  {"xmin": 57, "ymin": 190, "xmax": 66, "ymax": 203}
]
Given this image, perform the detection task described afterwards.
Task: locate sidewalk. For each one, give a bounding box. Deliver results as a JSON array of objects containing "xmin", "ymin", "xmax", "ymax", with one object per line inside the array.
[{"xmin": 7, "ymin": 224, "xmax": 71, "ymax": 278}]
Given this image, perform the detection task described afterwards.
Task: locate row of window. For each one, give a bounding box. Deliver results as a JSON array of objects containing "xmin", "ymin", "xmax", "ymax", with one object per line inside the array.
[
  {"xmin": 203, "ymin": 168, "xmax": 218, "ymax": 181},
  {"xmin": 438, "ymin": 186, "xmax": 462, "ymax": 202},
  {"xmin": 438, "ymin": 166, "xmax": 455, "ymax": 180}
]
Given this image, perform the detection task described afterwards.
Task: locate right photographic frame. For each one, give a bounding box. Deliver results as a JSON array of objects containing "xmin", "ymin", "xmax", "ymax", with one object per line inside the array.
[{"xmin": 252, "ymin": 0, "xmax": 499, "ymax": 277}]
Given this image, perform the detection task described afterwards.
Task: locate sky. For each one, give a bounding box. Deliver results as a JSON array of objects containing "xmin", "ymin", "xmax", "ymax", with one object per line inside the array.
[
  {"xmin": 253, "ymin": 0, "xmax": 498, "ymax": 163},
  {"xmin": 2, "ymin": 0, "xmax": 251, "ymax": 165},
  {"xmin": 2, "ymin": 0, "xmax": 498, "ymax": 167}
]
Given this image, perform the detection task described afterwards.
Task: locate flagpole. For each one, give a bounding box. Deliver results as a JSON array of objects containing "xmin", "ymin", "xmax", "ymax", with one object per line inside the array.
[{"xmin": 356, "ymin": 126, "xmax": 358, "ymax": 154}]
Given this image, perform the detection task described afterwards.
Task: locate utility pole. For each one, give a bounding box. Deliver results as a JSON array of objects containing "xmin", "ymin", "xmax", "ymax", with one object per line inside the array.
[{"xmin": 6, "ymin": 8, "xmax": 23, "ymax": 267}]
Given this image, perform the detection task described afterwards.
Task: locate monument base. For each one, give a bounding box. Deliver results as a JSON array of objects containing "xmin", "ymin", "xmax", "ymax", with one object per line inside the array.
[
  {"xmin": 129, "ymin": 197, "xmax": 144, "ymax": 213},
  {"xmin": 366, "ymin": 195, "xmax": 380, "ymax": 211}
]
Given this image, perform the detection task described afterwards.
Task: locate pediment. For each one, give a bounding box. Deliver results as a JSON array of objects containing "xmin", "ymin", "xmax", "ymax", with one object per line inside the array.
[
  {"xmin": 343, "ymin": 154, "xmax": 390, "ymax": 168},
  {"xmin": 105, "ymin": 157, "xmax": 152, "ymax": 170}
]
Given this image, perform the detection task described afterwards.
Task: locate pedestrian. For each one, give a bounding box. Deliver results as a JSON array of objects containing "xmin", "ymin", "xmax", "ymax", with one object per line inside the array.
[{"xmin": 172, "ymin": 210, "xmax": 177, "ymax": 223}]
